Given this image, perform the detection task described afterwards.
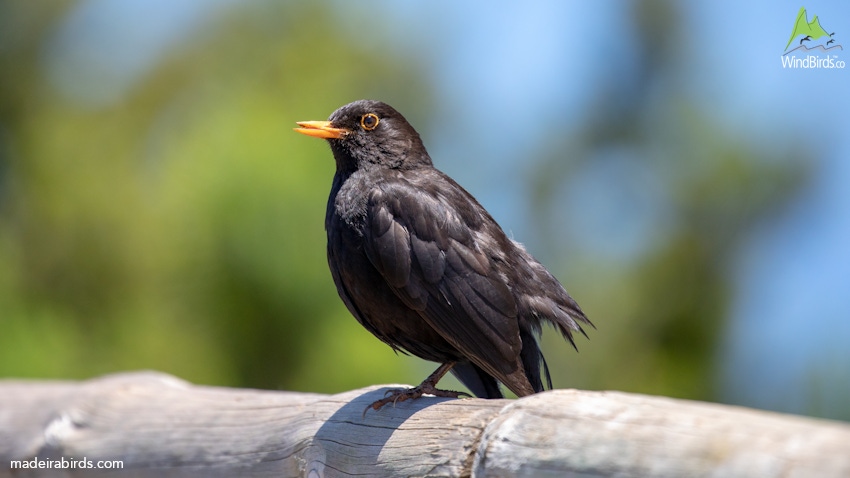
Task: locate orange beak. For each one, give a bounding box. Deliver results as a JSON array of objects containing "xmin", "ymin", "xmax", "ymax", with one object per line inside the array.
[{"xmin": 293, "ymin": 121, "xmax": 349, "ymax": 140}]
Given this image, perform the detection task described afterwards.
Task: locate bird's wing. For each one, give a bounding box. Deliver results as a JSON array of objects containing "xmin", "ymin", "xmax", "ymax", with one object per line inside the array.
[{"xmin": 363, "ymin": 177, "xmax": 525, "ymax": 381}]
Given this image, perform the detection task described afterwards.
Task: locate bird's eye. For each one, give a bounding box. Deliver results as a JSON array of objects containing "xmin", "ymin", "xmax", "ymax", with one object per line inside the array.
[{"xmin": 360, "ymin": 113, "xmax": 379, "ymax": 131}]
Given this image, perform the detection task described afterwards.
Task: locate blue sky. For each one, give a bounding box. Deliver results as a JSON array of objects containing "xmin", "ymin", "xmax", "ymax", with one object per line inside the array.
[{"xmin": 42, "ymin": 0, "xmax": 850, "ymax": 418}]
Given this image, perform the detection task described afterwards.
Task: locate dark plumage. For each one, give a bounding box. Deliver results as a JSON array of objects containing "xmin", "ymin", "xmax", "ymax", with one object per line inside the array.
[{"xmin": 294, "ymin": 100, "xmax": 592, "ymax": 409}]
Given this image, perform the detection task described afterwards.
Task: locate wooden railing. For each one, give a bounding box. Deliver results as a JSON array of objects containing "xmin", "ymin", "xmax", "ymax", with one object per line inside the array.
[{"xmin": 2, "ymin": 371, "xmax": 849, "ymax": 477}]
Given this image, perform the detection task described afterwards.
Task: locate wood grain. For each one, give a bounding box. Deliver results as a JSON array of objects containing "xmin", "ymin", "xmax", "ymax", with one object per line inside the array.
[{"xmin": 2, "ymin": 372, "xmax": 848, "ymax": 477}]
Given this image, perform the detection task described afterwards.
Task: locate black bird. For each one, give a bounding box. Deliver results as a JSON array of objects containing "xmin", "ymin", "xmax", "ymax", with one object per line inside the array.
[
  {"xmin": 295, "ymin": 100, "xmax": 591, "ymax": 410},
  {"xmin": 827, "ymin": 39, "xmax": 835, "ymax": 45},
  {"xmin": 800, "ymin": 35, "xmax": 812, "ymax": 44}
]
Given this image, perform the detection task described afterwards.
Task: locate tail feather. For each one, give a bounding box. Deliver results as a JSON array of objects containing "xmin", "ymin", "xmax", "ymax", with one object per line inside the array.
[
  {"xmin": 519, "ymin": 327, "xmax": 551, "ymax": 393},
  {"xmin": 450, "ymin": 361, "xmax": 503, "ymax": 398}
]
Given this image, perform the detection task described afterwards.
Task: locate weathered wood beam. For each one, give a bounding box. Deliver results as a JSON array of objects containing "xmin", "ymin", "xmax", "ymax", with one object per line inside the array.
[{"xmin": 1, "ymin": 371, "xmax": 849, "ymax": 477}]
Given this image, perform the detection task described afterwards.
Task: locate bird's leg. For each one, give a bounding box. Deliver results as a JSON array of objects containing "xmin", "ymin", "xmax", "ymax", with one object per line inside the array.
[{"xmin": 366, "ymin": 362, "xmax": 470, "ymax": 412}]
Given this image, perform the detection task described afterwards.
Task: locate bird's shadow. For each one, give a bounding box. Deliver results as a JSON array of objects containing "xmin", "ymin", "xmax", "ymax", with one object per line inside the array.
[{"xmin": 305, "ymin": 386, "xmax": 455, "ymax": 473}]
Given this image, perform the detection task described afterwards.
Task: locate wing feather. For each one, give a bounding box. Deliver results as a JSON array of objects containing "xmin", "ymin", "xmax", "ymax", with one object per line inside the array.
[
  {"xmin": 363, "ymin": 179, "xmax": 522, "ymax": 379},
  {"xmin": 369, "ymin": 205, "xmax": 411, "ymax": 288}
]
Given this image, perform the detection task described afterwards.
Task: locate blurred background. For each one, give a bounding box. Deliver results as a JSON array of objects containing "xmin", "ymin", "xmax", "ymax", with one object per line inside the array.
[{"xmin": 1, "ymin": 0, "xmax": 848, "ymax": 421}]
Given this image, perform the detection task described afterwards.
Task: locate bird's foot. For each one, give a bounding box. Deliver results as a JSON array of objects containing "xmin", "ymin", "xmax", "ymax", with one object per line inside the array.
[
  {"xmin": 366, "ymin": 383, "xmax": 470, "ymax": 413},
  {"xmin": 362, "ymin": 362, "xmax": 468, "ymax": 415}
]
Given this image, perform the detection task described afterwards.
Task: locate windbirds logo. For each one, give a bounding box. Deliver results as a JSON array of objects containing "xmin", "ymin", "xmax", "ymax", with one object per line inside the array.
[{"xmin": 781, "ymin": 7, "xmax": 845, "ymax": 69}]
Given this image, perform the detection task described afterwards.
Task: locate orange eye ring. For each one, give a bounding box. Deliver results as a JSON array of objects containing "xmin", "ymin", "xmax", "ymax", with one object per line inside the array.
[{"xmin": 360, "ymin": 113, "xmax": 379, "ymax": 131}]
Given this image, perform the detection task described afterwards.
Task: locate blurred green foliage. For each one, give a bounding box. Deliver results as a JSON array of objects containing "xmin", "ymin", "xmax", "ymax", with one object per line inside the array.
[
  {"xmin": 0, "ymin": 2, "xmax": 431, "ymax": 391},
  {"xmin": 528, "ymin": 0, "xmax": 808, "ymax": 402},
  {"xmin": 0, "ymin": 1, "xmax": 808, "ymax": 408}
]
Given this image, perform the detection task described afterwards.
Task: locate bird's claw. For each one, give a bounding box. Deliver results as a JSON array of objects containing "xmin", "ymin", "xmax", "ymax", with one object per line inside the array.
[
  {"xmin": 363, "ymin": 384, "xmax": 469, "ymax": 415},
  {"xmin": 383, "ymin": 388, "xmax": 404, "ymax": 398}
]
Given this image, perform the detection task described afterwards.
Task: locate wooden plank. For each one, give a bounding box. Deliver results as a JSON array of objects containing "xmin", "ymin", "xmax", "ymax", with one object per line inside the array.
[
  {"xmin": 474, "ymin": 390, "xmax": 850, "ymax": 477},
  {"xmin": 1, "ymin": 371, "xmax": 849, "ymax": 477}
]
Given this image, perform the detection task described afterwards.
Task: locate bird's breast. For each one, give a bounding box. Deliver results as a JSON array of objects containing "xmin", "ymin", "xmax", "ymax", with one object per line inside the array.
[{"xmin": 326, "ymin": 171, "xmax": 374, "ymax": 234}]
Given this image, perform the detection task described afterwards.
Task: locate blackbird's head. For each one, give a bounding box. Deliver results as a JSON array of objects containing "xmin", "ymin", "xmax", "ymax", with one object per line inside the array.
[{"xmin": 295, "ymin": 100, "xmax": 432, "ymax": 172}]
